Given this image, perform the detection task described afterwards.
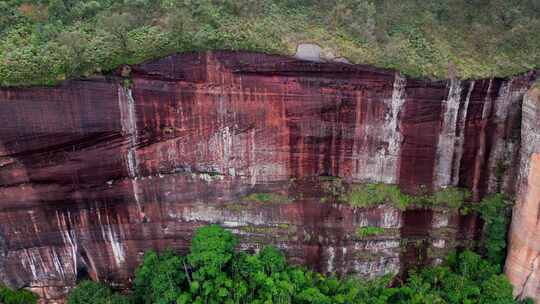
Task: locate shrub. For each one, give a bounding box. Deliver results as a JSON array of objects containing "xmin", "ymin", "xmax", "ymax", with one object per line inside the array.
[
  {"xmin": 356, "ymin": 226, "xmax": 385, "ymax": 238},
  {"xmin": 342, "ymin": 183, "xmax": 471, "ymax": 211},
  {"xmin": 320, "ymin": 176, "xmax": 345, "ymax": 198},
  {"xmin": 0, "ymin": 285, "xmax": 37, "ymax": 304},
  {"xmin": 343, "ymin": 183, "xmax": 412, "ymax": 209},
  {"xmin": 391, "ymin": 251, "xmax": 516, "ymax": 304},
  {"xmin": 473, "ymin": 193, "xmax": 513, "ymax": 266},
  {"xmin": 67, "ymin": 281, "xmax": 129, "ymax": 304},
  {"xmin": 429, "ymin": 187, "xmax": 471, "ymax": 209}
]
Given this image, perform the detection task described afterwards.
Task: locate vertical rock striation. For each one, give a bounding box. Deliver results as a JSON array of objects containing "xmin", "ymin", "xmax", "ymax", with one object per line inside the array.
[
  {"xmin": 433, "ymin": 78, "xmax": 463, "ymax": 189},
  {"xmin": 0, "ymin": 52, "xmax": 536, "ymax": 302},
  {"xmin": 506, "ymin": 88, "xmax": 540, "ymax": 302}
]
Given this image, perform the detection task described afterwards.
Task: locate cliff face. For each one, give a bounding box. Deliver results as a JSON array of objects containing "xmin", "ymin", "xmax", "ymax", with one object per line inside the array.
[
  {"xmin": 506, "ymin": 88, "xmax": 540, "ymax": 301},
  {"xmin": 0, "ymin": 52, "xmax": 535, "ymax": 302}
]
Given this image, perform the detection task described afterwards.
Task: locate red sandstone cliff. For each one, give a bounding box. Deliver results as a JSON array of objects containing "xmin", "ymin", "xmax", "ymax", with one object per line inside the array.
[
  {"xmin": 506, "ymin": 88, "xmax": 540, "ymax": 302},
  {"xmin": 0, "ymin": 52, "xmax": 536, "ymax": 302}
]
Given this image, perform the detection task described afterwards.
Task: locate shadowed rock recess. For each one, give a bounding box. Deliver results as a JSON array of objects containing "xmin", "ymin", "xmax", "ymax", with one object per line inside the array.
[{"xmin": 0, "ymin": 52, "xmax": 538, "ymax": 302}]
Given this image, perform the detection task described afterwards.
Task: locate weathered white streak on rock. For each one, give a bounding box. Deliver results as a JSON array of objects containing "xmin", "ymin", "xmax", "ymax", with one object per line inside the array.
[
  {"xmin": 327, "ymin": 246, "xmax": 335, "ymax": 273},
  {"xmin": 434, "ymin": 79, "xmax": 462, "ymax": 188},
  {"xmin": 451, "ymin": 81, "xmax": 475, "ymax": 185},
  {"xmin": 97, "ymin": 211, "xmax": 125, "ymax": 266},
  {"xmin": 352, "ymin": 73, "xmax": 406, "ymax": 183},
  {"xmin": 472, "ymin": 79, "xmax": 494, "ymax": 200},
  {"xmin": 55, "ymin": 211, "xmax": 77, "ymax": 279},
  {"xmin": 385, "ymin": 73, "xmax": 407, "ymax": 183},
  {"xmin": 118, "ymin": 86, "xmax": 142, "ymax": 215},
  {"xmin": 486, "ymin": 78, "xmax": 529, "ymax": 193},
  {"xmin": 353, "ymin": 257, "xmax": 400, "ymax": 278}
]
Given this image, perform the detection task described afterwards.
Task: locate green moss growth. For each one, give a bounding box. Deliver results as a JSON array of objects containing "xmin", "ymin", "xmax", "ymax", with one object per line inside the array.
[
  {"xmin": 341, "ymin": 183, "xmax": 471, "ymax": 211},
  {"xmin": 342, "ymin": 183, "xmax": 412, "ymax": 210},
  {"xmin": 428, "ymin": 187, "xmax": 471, "ymax": 209},
  {"xmin": 122, "ymin": 78, "xmax": 132, "ymax": 89},
  {"xmin": 241, "ymin": 192, "xmax": 290, "ymax": 204},
  {"xmin": 356, "ymin": 226, "xmax": 385, "ymax": 238}
]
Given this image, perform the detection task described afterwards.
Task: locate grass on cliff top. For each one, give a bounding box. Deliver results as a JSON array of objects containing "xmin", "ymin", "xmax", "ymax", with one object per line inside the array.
[{"xmin": 1, "ymin": 0, "xmax": 539, "ymax": 86}]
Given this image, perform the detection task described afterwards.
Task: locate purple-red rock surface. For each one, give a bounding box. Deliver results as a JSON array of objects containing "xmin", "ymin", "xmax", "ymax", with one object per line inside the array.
[{"xmin": 0, "ymin": 51, "xmax": 536, "ymax": 302}]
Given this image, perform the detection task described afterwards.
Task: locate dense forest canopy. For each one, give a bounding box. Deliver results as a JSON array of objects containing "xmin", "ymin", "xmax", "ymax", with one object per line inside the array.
[
  {"xmin": 0, "ymin": 0, "xmax": 539, "ymax": 86},
  {"xmin": 65, "ymin": 225, "xmax": 529, "ymax": 304}
]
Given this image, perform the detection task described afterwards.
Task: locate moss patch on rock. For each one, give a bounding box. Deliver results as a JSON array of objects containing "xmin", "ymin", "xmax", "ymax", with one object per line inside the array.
[
  {"xmin": 340, "ymin": 183, "xmax": 471, "ymax": 211},
  {"xmin": 241, "ymin": 192, "xmax": 291, "ymax": 204},
  {"xmin": 356, "ymin": 226, "xmax": 386, "ymax": 238}
]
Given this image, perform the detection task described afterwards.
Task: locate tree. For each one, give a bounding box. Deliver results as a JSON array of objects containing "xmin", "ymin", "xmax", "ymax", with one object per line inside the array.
[
  {"xmin": 100, "ymin": 12, "xmax": 139, "ymax": 51},
  {"xmin": 258, "ymin": 246, "xmax": 286, "ymax": 275},
  {"xmin": 187, "ymin": 224, "xmax": 237, "ymax": 303},
  {"xmin": 474, "ymin": 194, "xmax": 512, "ymax": 266},
  {"xmin": 0, "ymin": 285, "xmax": 37, "ymax": 304},
  {"xmin": 133, "ymin": 250, "xmax": 187, "ymax": 304},
  {"xmin": 68, "ymin": 225, "xmax": 524, "ymax": 304},
  {"xmin": 328, "ymin": 0, "xmax": 377, "ymax": 42},
  {"xmin": 67, "ymin": 281, "xmax": 129, "ymax": 304}
]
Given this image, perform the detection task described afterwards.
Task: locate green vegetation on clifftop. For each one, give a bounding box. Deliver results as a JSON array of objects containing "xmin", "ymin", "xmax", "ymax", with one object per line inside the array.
[{"xmin": 1, "ymin": 0, "xmax": 539, "ymax": 86}]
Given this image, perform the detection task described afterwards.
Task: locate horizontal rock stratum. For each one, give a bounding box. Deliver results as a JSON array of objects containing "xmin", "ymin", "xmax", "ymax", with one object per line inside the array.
[{"xmin": 0, "ymin": 51, "xmax": 537, "ymax": 302}]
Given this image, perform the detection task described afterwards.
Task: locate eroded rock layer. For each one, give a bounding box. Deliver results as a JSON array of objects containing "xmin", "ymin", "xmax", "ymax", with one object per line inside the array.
[{"xmin": 0, "ymin": 52, "xmax": 535, "ymax": 302}]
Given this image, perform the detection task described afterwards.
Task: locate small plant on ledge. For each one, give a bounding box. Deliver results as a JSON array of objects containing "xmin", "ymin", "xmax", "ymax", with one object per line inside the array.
[
  {"xmin": 425, "ymin": 186, "xmax": 472, "ymax": 209},
  {"xmin": 356, "ymin": 226, "xmax": 385, "ymax": 238},
  {"xmin": 241, "ymin": 192, "xmax": 290, "ymax": 204},
  {"xmin": 341, "ymin": 183, "xmax": 412, "ymax": 210},
  {"xmin": 340, "ymin": 183, "xmax": 471, "ymax": 211}
]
